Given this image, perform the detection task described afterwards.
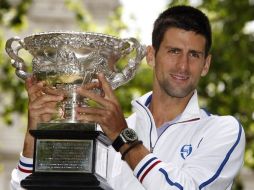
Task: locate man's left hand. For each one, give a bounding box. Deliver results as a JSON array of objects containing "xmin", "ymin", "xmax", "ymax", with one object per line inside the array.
[{"xmin": 76, "ymin": 73, "xmax": 128, "ymax": 141}]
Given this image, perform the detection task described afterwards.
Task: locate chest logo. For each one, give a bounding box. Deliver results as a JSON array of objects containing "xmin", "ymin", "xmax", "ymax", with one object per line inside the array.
[{"xmin": 180, "ymin": 144, "xmax": 192, "ymax": 159}]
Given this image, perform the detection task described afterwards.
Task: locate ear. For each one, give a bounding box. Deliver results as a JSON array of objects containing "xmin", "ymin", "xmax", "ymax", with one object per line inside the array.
[
  {"xmin": 201, "ymin": 54, "xmax": 212, "ymax": 77},
  {"xmin": 146, "ymin": 45, "xmax": 155, "ymax": 67}
]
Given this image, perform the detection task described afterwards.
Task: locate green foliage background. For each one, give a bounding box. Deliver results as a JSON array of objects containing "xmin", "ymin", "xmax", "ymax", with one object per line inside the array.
[{"xmin": 0, "ymin": 0, "xmax": 253, "ymax": 188}]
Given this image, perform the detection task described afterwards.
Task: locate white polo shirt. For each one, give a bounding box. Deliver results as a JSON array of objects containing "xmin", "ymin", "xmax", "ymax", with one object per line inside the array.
[{"xmin": 107, "ymin": 91, "xmax": 245, "ymax": 190}]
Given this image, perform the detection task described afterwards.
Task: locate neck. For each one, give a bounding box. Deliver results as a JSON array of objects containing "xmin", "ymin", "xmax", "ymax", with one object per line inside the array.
[{"xmin": 149, "ymin": 90, "xmax": 194, "ymax": 128}]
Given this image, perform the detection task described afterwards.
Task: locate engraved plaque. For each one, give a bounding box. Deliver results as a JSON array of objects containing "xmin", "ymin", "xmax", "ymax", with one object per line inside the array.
[{"xmin": 35, "ymin": 139, "xmax": 93, "ymax": 173}]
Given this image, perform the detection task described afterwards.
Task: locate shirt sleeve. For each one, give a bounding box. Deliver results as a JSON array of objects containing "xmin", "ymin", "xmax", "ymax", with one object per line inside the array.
[
  {"xmin": 10, "ymin": 153, "xmax": 33, "ymax": 190},
  {"xmin": 133, "ymin": 117, "xmax": 245, "ymax": 190}
]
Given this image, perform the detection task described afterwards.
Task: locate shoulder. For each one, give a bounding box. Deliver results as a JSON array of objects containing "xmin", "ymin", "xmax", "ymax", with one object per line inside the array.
[
  {"xmin": 200, "ymin": 109, "xmax": 242, "ymax": 132},
  {"xmin": 207, "ymin": 114, "xmax": 242, "ymax": 131},
  {"xmin": 200, "ymin": 113, "xmax": 245, "ymax": 146},
  {"xmin": 196, "ymin": 114, "xmax": 245, "ymax": 166}
]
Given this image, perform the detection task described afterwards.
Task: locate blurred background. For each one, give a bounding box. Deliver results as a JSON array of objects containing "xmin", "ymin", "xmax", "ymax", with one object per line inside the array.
[{"xmin": 0, "ymin": 0, "xmax": 253, "ymax": 189}]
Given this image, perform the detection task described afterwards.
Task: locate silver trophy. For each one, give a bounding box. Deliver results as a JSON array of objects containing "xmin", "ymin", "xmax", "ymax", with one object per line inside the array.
[
  {"xmin": 5, "ymin": 32, "xmax": 146, "ymax": 190},
  {"xmin": 6, "ymin": 31, "xmax": 146, "ymax": 125}
]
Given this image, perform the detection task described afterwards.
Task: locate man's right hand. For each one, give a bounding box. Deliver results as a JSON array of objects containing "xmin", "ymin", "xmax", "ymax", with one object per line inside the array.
[{"xmin": 23, "ymin": 77, "xmax": 64, "ymax": 158}]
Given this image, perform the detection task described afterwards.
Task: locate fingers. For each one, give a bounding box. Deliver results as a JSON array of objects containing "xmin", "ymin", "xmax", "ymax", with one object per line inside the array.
[
  {"xmin": 77, "ymin": 87, "xmax": 111, "ymax": 108},
  {"xmin": 26, "ymin": 82, "xmax": 42, "ymax": 99},
  {"xmin": 29, "ymin": 93, "xmax": 63, "ymax": 109},
  {"xmin": 97, "ymin": 73, "xmax": 117, "ymax": 101},
  {"xmin": 25, "ymin": 76, "xmax": 64, "ymax": 104},
  {"xmin": 25, "ymin": 76, "xmax": 38, "ymax": 89},
  {"xmin": 29, "ymin": 96, "xmax": 62, "ymax": 115},
  {"xmin": 77, "ymin": 73, "xmax": 118, "ymax": 107},
  {"xmin": 76, "ymin": 107, "xmax": 104, "ymax": 123},
  {"xmin": 29, "ymin": 106, "xmax": 59, "ymax": 117},
  {"xmin": 76, "ymin": 105, "xmax": 128, "ymax": 140},
  {"xmin": 25, "ymin": 77, "xmax": 33, "ymax": 89},
  {"xmin": 29, "ymin": 99, "xmax": 63, "ymax": 123},
  {"xmin": 25, "ymin": 77, "xmax": 64, "ymax": 127},
  {"xmin": 82, "ymin": 81, "xmax": 101, "ymax": 90},
  {"xmin": 43, "ymin": 86, "xmax": 65, "ymax": 96}
]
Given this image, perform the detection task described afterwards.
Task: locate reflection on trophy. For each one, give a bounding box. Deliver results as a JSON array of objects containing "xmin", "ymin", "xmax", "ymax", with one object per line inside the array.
[{"xmin": 5, "ymin": 32, "xmax": 146, "ymax": 190}]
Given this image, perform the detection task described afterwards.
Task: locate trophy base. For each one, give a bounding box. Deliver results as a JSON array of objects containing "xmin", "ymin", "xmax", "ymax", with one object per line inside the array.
[
  {"xmin": 21, "ymin": 172, "xmax": 113, "ymax": 190},
  {"xmin": 21, "ymin": 123, "xmax": 113, "ymax": 190}
]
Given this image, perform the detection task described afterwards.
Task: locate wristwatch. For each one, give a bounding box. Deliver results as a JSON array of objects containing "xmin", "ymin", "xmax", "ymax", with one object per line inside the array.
[{"xmin": 112, "ymin": 128, "xmax": 138, "ymax": 152}]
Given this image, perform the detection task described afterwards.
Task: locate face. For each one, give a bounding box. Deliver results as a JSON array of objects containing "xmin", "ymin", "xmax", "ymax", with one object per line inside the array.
[{"xmin": 147, "ymin": 27, "xmax": 211, "ymax": 98}]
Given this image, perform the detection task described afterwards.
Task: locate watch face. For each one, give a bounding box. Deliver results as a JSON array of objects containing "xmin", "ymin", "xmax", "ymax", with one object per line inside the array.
[{"xmin": 122, "ymin": 128, "xmax": 138, "ymax": 142}]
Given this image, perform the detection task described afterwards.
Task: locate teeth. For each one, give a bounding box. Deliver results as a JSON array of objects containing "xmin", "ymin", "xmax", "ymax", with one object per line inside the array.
[{"xmin": 172, "ymin": 74, "xmax": 188, "ymax": 80}]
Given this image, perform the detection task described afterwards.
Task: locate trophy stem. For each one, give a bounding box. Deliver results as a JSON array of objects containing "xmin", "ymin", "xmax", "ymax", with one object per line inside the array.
[
  {"xmin": 63, "ymin": 91, "xmax": 79, "ymax": 123},
  {"xmin": 59, "ymin": 85, "xmax": 88, "ymax": 123}
]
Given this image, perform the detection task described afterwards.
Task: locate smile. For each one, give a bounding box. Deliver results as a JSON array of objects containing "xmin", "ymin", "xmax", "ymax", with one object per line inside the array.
[{"xmin": 171, "ymin": 74, "xmax": 189, "ymax": 81}]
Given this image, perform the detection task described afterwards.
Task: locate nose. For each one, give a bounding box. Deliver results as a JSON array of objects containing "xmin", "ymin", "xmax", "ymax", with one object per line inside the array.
[{"xmin": 177, "ymin": 53, "xmax": 189, "ymax": 72}]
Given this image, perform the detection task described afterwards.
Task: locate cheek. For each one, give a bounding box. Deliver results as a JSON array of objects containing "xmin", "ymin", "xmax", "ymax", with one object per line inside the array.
[
  {"xmin": 190, "ymin": 66, "xmax": 204, "ymax": 82},
  {"xmin": 155, "ymin": 61, "xmax": 168, "ymax": 76},
  {"xmin": 155, "ymin": 56, "xmax": 174, "ymax": 70},
  {"xmin": 190, "ymin": 61, "xmax": 205, "ymax": 73}
]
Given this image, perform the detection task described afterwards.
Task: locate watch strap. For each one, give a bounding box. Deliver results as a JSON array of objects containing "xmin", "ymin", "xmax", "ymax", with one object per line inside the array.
[{"xmin": 112, "ymin": 135, "xmax": 124, "ymax": 152}]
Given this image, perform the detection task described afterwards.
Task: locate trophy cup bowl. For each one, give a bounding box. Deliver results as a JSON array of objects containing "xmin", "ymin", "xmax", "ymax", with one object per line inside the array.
[
  {"xmin": 6, "ymin": 31, "xmax": 146, "ymax": 125},
  {"xmin": 5, "ymin": 32, "xmax": 146, "ymax": 190}
]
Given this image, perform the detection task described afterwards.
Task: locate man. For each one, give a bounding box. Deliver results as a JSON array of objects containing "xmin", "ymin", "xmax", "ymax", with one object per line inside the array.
[{"xmin": 11, "ymin": 5, "xmax": 245, "ymax": 190}]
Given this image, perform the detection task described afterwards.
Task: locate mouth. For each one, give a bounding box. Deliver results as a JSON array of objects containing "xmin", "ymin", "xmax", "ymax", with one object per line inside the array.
[{"xmin": 170, "ymin": 73, "xmax": 190, "ymax": 81}]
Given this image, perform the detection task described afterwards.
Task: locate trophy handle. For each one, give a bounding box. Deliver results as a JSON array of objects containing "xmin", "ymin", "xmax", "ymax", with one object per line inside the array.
[
  {"xmin": 110, "ymin": 38, "xmax": 146, "ymax": 89},
  {"xmin": 5, "ymin": 37, "xmax": 31, "ymax": 80}
]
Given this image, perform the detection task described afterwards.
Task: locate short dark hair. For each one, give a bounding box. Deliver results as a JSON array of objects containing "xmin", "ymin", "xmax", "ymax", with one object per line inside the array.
[{"xmin": 152, "ymin": 5, "xmax": 212, "ymax": 57}]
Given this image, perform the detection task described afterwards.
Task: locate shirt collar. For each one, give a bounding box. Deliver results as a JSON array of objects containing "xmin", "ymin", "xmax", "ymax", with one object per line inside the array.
[
  {"xmin": 178, "ymin": 90, "xmax": 201, "ymax": 121},
  {"xmin": 133, "ymin": 90, "xmax": 201, "ymax": 122}
]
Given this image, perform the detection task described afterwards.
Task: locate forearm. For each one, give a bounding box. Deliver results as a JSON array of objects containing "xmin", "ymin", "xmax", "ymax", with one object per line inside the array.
[
  {"xmin": 22, "ymin": 131, "xmax": 34, "ymax": 158},
  {"xmin": 22, "ymin": 117, "xmax": 37, "ymax": 158}
]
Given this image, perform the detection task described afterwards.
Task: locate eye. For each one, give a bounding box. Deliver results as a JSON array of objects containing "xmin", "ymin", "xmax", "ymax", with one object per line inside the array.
[
  {"xmin": 189, "ymin": 51, "xmax": 202, "ymax": 58},
  {"xmin": 168, "ymin": 48, "xmax": 180, "ymax": 54},
  {"xmin": 190, "ymin": 52, "xmax": 199, "ymax": 58}
]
